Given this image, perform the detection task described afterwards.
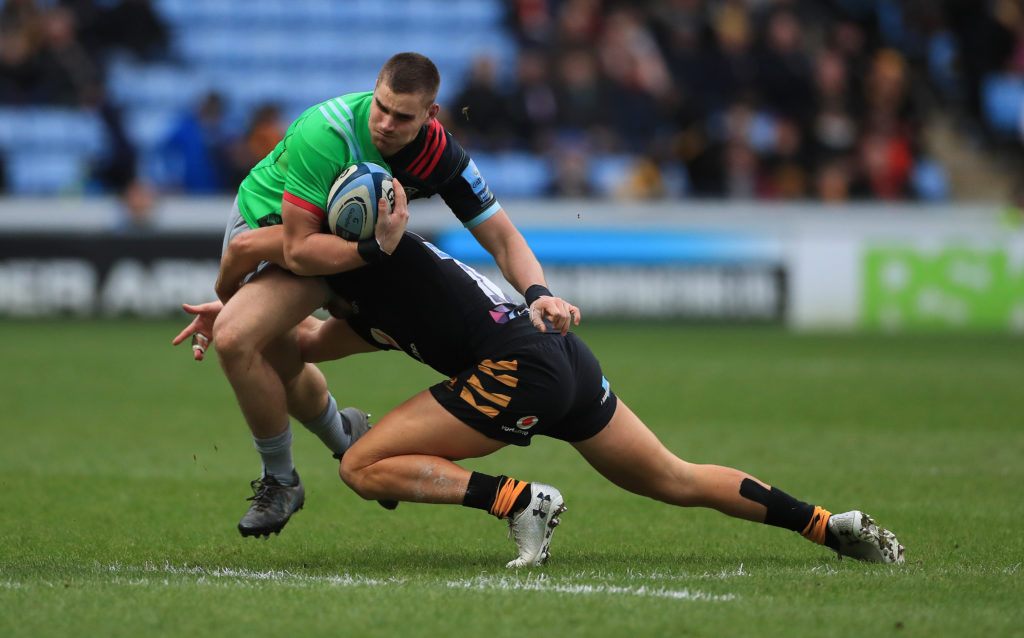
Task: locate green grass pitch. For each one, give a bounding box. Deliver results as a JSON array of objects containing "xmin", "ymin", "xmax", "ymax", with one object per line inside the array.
[{"xmin": 1, "ymin": 320, "xmax": 1022, "ymax": 637}]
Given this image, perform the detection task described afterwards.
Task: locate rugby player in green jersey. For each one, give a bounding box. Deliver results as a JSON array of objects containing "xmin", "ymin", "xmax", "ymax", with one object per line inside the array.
[{"xmin": 195, "ymin": 53, "xmax": 577, "ymax": 538}]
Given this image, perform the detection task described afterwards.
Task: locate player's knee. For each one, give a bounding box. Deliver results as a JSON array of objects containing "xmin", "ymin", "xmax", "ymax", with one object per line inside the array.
[
  {"xmin": 211, "ymin": 316, "xmax": 249, "ymax": 364},
  {"xmin": 337, "ymin": 452, "xmax": 373, "ymax": 499}
]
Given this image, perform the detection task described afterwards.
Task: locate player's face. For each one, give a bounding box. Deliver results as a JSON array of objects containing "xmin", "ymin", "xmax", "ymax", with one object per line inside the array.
[{"xmin": 369, "ymin": 83, "xmax": 438, "ymax": 156}]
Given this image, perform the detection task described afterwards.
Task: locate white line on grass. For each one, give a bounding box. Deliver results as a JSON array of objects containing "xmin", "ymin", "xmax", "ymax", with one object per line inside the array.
[
  {"xmin": 105, "ymin": 561, "xmax": 402, "ymax": 587},
  {"xmin": 88, "ymin": 563, "xmax": 739, "ymax": 601},
  {"xmin": 446, "ymin": 573, "xmax": 737, "ymax": 601}
]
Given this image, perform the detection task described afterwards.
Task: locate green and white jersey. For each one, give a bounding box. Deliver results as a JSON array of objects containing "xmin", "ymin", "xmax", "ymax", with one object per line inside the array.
[
  {"xmin": 237, "ymin": 91, "xmax": 385, "ymax": 228},
  {"xmin": 235, "ymin": 90, "xmax": 502, "ymax": 231}
]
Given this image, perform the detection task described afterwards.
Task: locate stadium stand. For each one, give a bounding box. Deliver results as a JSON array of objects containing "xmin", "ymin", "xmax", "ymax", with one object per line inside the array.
[{"xmin": 1, "ymin": 0, "xmax": 1022, "ymax": 202}]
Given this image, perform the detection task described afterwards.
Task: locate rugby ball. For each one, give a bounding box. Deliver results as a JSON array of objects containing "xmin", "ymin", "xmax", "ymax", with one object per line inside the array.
[{"xmin": 326, "ymin": 162, "xmax": 394, "ymax": 241}]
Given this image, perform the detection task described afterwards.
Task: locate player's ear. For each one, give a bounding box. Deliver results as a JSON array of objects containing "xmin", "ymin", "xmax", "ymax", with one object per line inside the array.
[{"xmin": 427, "ymin": 103, "xmax": 440, "ymax": 120}]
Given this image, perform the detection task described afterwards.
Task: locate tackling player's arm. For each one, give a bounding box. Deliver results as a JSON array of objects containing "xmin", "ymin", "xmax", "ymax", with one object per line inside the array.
[
  {"xmin": 282, "ymin": 179, "xmax": 409, "ymax": 276},
  {"xmin": 414, "ymin": 123, "xmax": 579, "ymax": 333},
  {"xmin": 470, "ymin": 210, "xmax": 580, "ymax": 335}
]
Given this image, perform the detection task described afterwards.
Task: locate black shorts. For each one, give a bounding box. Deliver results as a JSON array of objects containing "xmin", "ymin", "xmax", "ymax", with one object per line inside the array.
[{"xmin": 429, "ymin": 332, "xmax": 618, "ymax": 446}]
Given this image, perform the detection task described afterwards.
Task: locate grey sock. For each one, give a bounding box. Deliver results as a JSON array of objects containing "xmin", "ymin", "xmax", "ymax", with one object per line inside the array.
[
  {"xmin": 253, "ymin": 427, "xmax": 296, "ymax": 485},
  {"xmin": 301, "ymin": 393, "xmax": 351, "ymax": 457}
]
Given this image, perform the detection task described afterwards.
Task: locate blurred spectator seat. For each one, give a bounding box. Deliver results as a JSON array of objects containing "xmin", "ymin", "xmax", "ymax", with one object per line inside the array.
[
  {"xmin": 589, "ymin": 154, "xmax": 636, "ymax": 197},
  {"xmin": 0, "ymin": 108, "xmax": 106, "ymax": 154},
  {"xmin": 981, "ymin": 74, "xmax": 1024, "ymax": 136},
  {"xmin": 0, "ymin": 108, "xmax": 108, "ymax": 195},
  {"xmin": 471, "ymin": 151, "xmax": 550, "ymax": 198},
  {"xmin": 6, "ymin": 150, "xmax": 87, "ymax": 195},
  {"xmin": 106, "ymin": 60, "xmax": 206, "ymax": 110},
  {"xmin": 910, "ymin": 158, "xmax": 950, "ymax": 202}
]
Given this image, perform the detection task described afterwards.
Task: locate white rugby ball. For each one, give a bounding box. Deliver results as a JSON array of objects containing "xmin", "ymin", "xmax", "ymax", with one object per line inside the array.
[{"xmin": 326, "ymin": 162, "xmax": 394, "ymax": 241}]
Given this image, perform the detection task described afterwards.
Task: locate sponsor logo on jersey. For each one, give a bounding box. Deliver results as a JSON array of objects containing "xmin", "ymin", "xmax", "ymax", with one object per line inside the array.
[
  {"xmin": 515, "ymin": 415, "xmax": 539, "ymax": 430},
  {"xmin": 488, "ymin": 303, "xmax": 524, "ymax": 324},
  {"xmin": 408, "ymin": 342, "xmax": 424, "ymax": 364},
  {"xmin": 370, "ymin": 328, "xmax": 400, "ymax": 349},
  {"xmin": 599, "ymin": 376, "xmax": 611, "ymax": 405},
  {"xmin": 461, "ymin": 159, "xmax": 493, "ymax": 203}
]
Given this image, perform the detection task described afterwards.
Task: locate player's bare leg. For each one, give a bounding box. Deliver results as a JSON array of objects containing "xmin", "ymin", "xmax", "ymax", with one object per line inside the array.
[
  {"xmin": 572, "ymin": 399, "xmax": 904, "ymax": 563},
  {"xmin": 339, "ymin": 390, "xmax": 566, "ymax": 567},
  {"xmin": 263, "ymin": 317, "xmax": 330, "ymax": 424},
  {"xmin": 298, "ymin": 314, "xmax": 382, "ymax": 364},
  {"xmin": 571, "ymin": 400, "xmax": 768, "ymax": 518},
  {"xmin": 338, "ymin": 391, "xmax": 504, "ymax": 503},
  {"xmin": 214, "ymin": 266, "xmax": 326, "ymax": 438},
  {"xmin": 177, "ymin": 296, "xmax": 367, "ymax": 534},
  {"xmin": 213, "ymin": 267, "xmax": 328, "ymax": 536}
]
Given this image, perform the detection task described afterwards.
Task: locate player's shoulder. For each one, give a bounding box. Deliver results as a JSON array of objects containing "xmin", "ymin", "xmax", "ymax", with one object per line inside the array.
[
  {"xmin": 391, "ymin": 118, "xmax": 468, "ymax": 184},
  {"xmin": 293, "ymin": 92, "xmax": 371, "ymax": 131}
]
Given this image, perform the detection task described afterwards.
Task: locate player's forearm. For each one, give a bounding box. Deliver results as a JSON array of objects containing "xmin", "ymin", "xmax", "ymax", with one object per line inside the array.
[
  {"xmin": 500, "ymin": 248, "xmax": 546, "ymax": 297},
  {"xmin": 217, "ymin": 227, "xmax": 284, "ymax": 301},
  {"xmin": 283, "ymin": 233, "xmax": 365, "ymax": 276},
  {"xmin": 470, "ymin": 210, "xmax": 547, "ymax": 295},
  {"xmin": 234, "ymin": 225, "xmax": 285, "ymax": 265}
]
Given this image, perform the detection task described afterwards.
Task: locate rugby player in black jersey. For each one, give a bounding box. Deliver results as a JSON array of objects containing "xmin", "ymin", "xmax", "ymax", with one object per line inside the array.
[
  {"xmin": 198, "ymin": 53, "xmax": 576, "ymax": 538},
  {"xmin": 177, "ymin": 226, "xmax": 906, "ymax": 568}
]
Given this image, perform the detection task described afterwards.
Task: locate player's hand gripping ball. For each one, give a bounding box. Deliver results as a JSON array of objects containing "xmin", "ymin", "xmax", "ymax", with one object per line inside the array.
[{"xmin": 326, "ymin": 162, "xmax": 395, "ymax": 241}]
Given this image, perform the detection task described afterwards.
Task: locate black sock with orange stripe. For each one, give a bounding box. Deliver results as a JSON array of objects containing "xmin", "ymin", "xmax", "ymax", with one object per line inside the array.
[
  {"xmin": 740, "ymin": 479, "xmax": 840, "ymax": 550},
  {"xmin": 462, "ymin": 472, "xmax": 532, "ymax": 519}
]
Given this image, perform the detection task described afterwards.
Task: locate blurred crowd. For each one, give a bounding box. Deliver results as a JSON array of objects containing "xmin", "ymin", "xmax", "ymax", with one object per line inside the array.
[
  {"xmin": 0, "ymin": 0, "xmax": 168, "ymax": 107},
  {"xmin": 0, "ymin": 0, "xmax": 284, "ymax": 227},
  {"xmin": 449, "ymin": 0, "xmax": 1024, "ymax": 201},
  {"xmin": 1, "ymin": 0, "xmax": 168, "ymax": 226},
  {"xmin": 2, "ymin": 0, "xmax": 1024, "ymax": 209}
]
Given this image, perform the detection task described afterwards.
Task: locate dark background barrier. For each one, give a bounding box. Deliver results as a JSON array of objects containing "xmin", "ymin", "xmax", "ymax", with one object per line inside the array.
[
  {"xmin": 0, "ymin": 230, "xmax": 787, "ymax": 321},
  {"xmin": 0, "ymin": 232, "xmax": 221, "ymax": 317}
]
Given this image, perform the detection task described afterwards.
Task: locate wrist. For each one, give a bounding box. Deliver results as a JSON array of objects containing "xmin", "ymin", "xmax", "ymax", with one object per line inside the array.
[
  {"xmin": 525, "ymin": 284, "xmax": 552, "ymax": 306},
  {"xmin": 357, "ymin": 237, "xmax": 390, "ymax": 264}
]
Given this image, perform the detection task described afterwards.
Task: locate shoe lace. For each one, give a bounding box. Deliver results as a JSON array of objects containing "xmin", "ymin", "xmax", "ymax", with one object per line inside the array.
[
  {"xmin": 506, "ymin": 510, "xmax": 529, "ymax": 548},
  {"xmin": 246, "ymin": 478, "xmax": 276, "ymax": 511}
]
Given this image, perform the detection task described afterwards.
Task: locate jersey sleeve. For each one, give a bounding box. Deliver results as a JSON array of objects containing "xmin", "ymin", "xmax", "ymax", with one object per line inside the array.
[
  {"xmin": 435, "ymin": 132, "xmax": 502, "ymax": 228},
  {"xmin": 280, "ymin": 123, "xmax": 341, "ymax": 219}
]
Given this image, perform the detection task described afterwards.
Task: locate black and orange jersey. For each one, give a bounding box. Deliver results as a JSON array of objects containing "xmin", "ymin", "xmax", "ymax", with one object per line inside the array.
[
  {"xmin": 325, "ymin": 231, "xmax": 536, "ymax": 377},
  {"xmin": 326, "ymin": 231, "xmax": 618, "ymax": 446}
]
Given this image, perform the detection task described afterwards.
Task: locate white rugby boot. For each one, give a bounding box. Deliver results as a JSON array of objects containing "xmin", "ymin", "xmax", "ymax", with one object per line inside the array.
[
  {"xmin": 827, "ymin": 510, "xmax": 905, "ymax": 564},
  {"xmin": 505, "ymin": 483, "xmax": 566, "ymax": 568}
]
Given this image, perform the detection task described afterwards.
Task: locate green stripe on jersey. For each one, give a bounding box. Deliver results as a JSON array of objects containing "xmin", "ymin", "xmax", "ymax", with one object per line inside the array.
[{"xmin": 237, "ymin": 91, "xmax": 387, "ymax": 228}]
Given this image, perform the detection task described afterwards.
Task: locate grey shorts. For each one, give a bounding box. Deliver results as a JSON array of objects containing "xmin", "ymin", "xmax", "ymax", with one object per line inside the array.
[
  {"xmin": 220, "ymin": 198, "xmax": 274, "ymax": 286},
  {"xmin": 221, "ymin": 197, "xmax": 251, "ymax": 256},
  {"xmin": 222, "ymin": 199, "xmax": 331, "ymax": 301}
]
